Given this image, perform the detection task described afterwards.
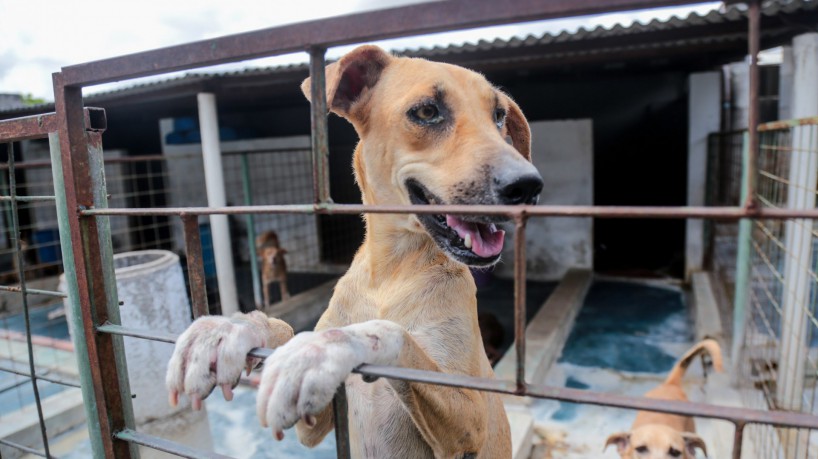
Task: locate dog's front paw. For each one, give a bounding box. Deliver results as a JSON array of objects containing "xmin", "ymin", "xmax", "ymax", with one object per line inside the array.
[
  {"xmin": 256, "ymin": 320, "xmax": 405, "ymax": 439},
  {"xmin": 165, "ymin": 310, "xmax": 293, "ymax": 410}
]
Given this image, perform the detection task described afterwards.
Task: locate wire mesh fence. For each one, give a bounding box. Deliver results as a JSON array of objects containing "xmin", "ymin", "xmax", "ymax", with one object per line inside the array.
[{"xmin": 740, "ymin": 119, "xmax": 818, "ymax": 459}]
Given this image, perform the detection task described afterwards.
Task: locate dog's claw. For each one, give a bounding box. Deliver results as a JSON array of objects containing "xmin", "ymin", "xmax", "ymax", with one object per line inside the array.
[
  {"xmin": 191, "ymin": 394, "xmax": 202, "ymax": 411},
  {"xmin": 168, "ymin": 390, "xmax": 179, "ymax": 407},
  {"xmin": 221, "ymin": 383, "xmax": 234, "ymax": 401},
  {"xmin": 246, "ymin": 362, "xmax": 253, "ymax": 376},
  {"xmin": 274, "ymin": 430, "xmax": 285, "ymax": 441}
]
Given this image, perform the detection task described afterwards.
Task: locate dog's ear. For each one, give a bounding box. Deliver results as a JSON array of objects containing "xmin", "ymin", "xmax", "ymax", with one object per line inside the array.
[
  {"xmin": 604, "ymin": 432, "xmax": 630, "ymax": 455},
  {"xmin": 502, "ymin": 95, "xmax": 531, "ymax": 161},
  {"xmin": 682, "ymin": 433, "xmax": 707, "ymax": 457},
  {"xmin": 301, "ymin": 45, "xmax": 392, "ymax": 118}
]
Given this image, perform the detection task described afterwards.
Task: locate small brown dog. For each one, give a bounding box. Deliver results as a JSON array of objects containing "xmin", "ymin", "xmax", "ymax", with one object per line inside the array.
[
  {"xmin": 605, "ymin": 339, "xmax": 723, "ymax": 458},
  {"xmin": 256, "ymin": 230, "xmax": 290, "ymax": 305}
]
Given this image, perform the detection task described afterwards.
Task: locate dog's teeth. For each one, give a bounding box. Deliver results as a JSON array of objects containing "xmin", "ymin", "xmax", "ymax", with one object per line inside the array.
[{"xmin": 464, "ymin": 233, "xmax": 472, "ymax": 249}]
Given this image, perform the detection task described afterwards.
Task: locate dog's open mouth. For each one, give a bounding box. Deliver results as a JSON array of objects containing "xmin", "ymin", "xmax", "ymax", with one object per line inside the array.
[{"xmin": 406, "ymin": 179, "xmax": 506, "ymax": 267}]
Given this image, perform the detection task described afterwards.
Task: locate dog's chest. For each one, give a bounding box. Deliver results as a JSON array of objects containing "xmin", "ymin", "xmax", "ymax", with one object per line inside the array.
[{"xmin": 345, "ymin": 374, "xmax": 433, "ymax": 458}]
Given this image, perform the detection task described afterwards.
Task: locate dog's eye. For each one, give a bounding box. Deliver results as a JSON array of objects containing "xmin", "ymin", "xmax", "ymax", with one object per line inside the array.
[
  {"xmin": 635, "ymin": 446, "xmax": 649, "ymax": 454},
  {"xmin": 494, "ymin": 108, "xmax": 507, "ymax": 128},
  {"xmin": 410, "ymin": 103, "xmax": 442, "ymax": 124},
  {"xmin": 668, "ymin": 447, "xmax": 682, "ymax": 457}
]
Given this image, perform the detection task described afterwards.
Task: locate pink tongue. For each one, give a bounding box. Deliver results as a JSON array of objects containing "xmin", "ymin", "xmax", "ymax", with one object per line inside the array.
[{"xmin": 445, "ymin": 215, "xmax": 506, "ymax": 258}]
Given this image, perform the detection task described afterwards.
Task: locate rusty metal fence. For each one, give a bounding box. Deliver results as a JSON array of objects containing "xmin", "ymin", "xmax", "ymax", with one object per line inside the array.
[{"xmin": 2, "ymin": 0, "xmax": 818, "ymax": 458}]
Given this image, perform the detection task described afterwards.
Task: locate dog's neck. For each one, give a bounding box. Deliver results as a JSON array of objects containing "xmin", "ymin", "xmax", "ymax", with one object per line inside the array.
[{"xmin": 360, "ymin": 213, "xmax": 461, "ymax": 283}]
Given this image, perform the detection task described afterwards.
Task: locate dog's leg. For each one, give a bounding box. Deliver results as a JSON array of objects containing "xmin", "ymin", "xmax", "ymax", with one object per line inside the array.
[
  {"xmin": 279, "ymin": 277, "xmax": 290, "ymax": 300},
  {"xmin": 262, "ymin": 278, "xmax": 270, "ymax": 307},
  {"xmin": 165, "ymin": 311, "xmax": 293, "ymax": 408},
  {"xmin": 258, "ymin": 320, "xmax": 488, "ymax": 457}
]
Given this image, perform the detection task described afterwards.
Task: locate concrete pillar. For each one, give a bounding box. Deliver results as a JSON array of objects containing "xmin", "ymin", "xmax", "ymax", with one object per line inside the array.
[
  {"xmin": 685, "ymin": 72, "xmax": 721, "ymax": 279},
  {"xmin": 779, "ymin": 45, "xmax": 794, "ymax": 120},
  {"xmin": 778, "ymin": 32, "xmax": 818, "ymax": 459},
  {"xmin": 197, "ymin": 93, "xmax": 239, "ymax": 316},
  {"xmin": 729, "ymin": 61, "xmax": 750, "ymax": 131}
]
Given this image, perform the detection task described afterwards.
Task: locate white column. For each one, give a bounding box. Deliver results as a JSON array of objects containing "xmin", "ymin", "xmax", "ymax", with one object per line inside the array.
[
  {"xmin": 685, "ymin": 72, "xmax": 721, "ymax": 279},
  {"xmin": 778, "ymin": 32, "xmax": 818, "ymax": 459},
  {"xmin": 779, "ymin": 45, "xmax": 794, "ymax": 121},
  {"xmin": 730, "ymin": 61, "xmax": 750, "ymax": 131},
  {"xmin": 197, "ymin": 93, "xmax": 239, "ymax": 316}
]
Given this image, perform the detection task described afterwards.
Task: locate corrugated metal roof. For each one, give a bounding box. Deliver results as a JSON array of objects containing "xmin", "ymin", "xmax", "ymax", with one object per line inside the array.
[{"xmin": 2, "ymin": 0, "xmax": 816, "ymax": 116}]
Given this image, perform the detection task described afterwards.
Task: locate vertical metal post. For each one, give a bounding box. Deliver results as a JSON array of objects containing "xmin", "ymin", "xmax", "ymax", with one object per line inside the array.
[
  {"xmin": 732, "ymin": 132, "xmax": 752, "ymax": 377},
  {"xmin": 514, "ymin": 214, "xmax": 528, "ymax": 391},
  {"xmin": 744, "ymin": 0, "xmax": 760, "ymax": 210},
  {"xmin": 309, "ymin": 47, "xmax": 331, "ymax": 205},
  {"xmin": 240, "ymin": 153, "xmax": 262, "ymax": 308},
  {"xmin": 332, "ymin": 384, "xmax": 351, "ymax": 459},
  {"xmin": 732, "ymin": 421, "xmax": 745, "ymax": 459},
  {"xmin": 181, "ymin": 214, "xmax": 209, "ymax": 319},
  {"xmin": 52, "ymin": 73, "xmax": 138, "ymax": 458},
  {"xmin": 7, "ymin": 143, "xmax": 52, "ymax": 458}
]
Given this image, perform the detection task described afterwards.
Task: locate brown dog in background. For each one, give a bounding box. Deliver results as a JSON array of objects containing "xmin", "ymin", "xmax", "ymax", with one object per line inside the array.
[
  {"xmin": 256, "ymin": 230, "xmax": 290, "ymax": 305},
  {"xmin": 605, "ymin": 339, "xmax": 723, "ymax": 458}
]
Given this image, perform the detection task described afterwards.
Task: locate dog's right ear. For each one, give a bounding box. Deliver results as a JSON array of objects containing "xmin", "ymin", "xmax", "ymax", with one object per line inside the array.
[
  {"xmin": 604, "ymin": 432, "xmax": 630, "ymax": 455},
  {"xmin": 301, "ymin": 45, "xmax": 392, "ymax": 118}
]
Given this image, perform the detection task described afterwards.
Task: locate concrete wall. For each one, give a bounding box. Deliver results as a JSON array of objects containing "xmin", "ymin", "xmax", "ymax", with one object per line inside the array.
[
  {"xmin": 685, "ymin": 72, "xmax": 721, "ymax": 279},
  {"xmin": 497, "ymin": 119, "xmax": 593, "ymax": 281}
]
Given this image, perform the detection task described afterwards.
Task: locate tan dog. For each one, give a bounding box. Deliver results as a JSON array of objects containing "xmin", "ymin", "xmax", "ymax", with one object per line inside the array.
[
  {"xmin": 605, "ymin": 339, "xmax": 724, "ymax": 458},
  {"xmin": 256, "ymin": 230, "xmax": 290, "ymax": 305},
  {"xmin": 166, "ymin": 44, "xmax": 542, "ymax": 458}
]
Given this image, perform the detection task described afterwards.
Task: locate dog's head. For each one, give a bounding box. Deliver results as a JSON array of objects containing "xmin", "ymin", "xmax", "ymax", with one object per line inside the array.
[
  {"xmin": 605, "ymin": 425, "xmax": 707, "ymax": 459},
  {"xmin": 302, "ymin": 45, "xmax": 543, "ymax": 267}
]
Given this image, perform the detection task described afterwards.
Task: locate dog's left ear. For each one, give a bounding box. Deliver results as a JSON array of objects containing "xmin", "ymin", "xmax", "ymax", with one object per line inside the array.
[
  {"xmin": 502, "ymin": 95, "xmax": 531, "ymax": 161},
  {"xmin": 604, "ymin": 432, "xmax": 630, "ymax": 455},
  {"xmin": 301, "ymin": 45, "xmax": 392, "ymax": 119},
  {"xmin": 682, "ymin": 433, "xmax": 707, "ymax": 457}
]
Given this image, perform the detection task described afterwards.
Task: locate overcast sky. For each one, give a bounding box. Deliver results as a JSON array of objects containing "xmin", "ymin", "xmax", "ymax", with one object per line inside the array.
[{"xmin": 0, "ymin": 0, "xmax": 722, "ymax": 101}]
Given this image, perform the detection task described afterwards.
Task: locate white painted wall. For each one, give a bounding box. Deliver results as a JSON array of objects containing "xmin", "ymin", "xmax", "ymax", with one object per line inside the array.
[
  {"xmin": 685, "ymin": 72, "xmax": 721, "ymax": 279},
  {"xmin": 497, "ymin": 119, "xmax": 593, "ymax": 281},
  {"xmin": 779, "ymin": 45, "xmax": 794, "ymax": 120},
  {"xmin": 729, "ymin": 61, "xmax": 750, "ymax": 131}
]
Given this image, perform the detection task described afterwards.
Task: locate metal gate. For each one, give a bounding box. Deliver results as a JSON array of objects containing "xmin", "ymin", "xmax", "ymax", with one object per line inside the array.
[{"xmin": 2, "ymin": 1, "xmax": 818, "ymax": 458}]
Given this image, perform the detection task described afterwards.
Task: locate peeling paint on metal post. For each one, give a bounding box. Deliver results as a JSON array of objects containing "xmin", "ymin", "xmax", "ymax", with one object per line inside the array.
[
  {"xmin": 309, "ymin": 47, "xmax": 331, "ymax": 205},
  {"xmin": 53, "ymin": 73, "xmax": 138, "ymax": 458}
]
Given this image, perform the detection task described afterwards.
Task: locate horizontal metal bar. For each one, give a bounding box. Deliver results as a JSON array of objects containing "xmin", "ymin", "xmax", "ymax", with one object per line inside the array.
[
  {"xmin": 61, "ymin": 0, "xmax": 708, "ymax": 87},
  {"xmin": 0, "ymin": 285, "xmax": 68, "ymax": 297},
  {"xmin": 0, "ymin": 363, "xmax": 81, "ymax": 388},
  {"xmin": 352, "ymin": 365, "xmax": 818, "ymax": 430},
  {"xmin": 80, "ymin": 204, "xmax": 818, "ymax": 220},
  {"xmin": 97, "ymin": 323, "xmax": 177, "ymax": 343},
  {"xmin": 758, "ymin": 116, "xmax": 818, "ymax": 132},
  {"xmin": 0, "ymin": 195, "xmax": 55, "ymax": 202},
  {"xmin": 0, "ymin": 107, "xmax": 105, "ymax": 142},
  {"xmin": 0, "ymin": 438, "xmax": 51, "ymax": 458},
  {"xmin": 95, "ymin": 324, "xmax": 818, "ymax": 430},
  {"xmin": 115, "ymin": 429, "xmax": 232, "ymax": 459}
]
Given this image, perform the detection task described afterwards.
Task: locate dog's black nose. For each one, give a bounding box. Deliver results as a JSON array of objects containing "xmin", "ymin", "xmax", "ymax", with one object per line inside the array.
[{"xmin": 498, "ymin": 174, "xmax": 543, "ymax": 205}]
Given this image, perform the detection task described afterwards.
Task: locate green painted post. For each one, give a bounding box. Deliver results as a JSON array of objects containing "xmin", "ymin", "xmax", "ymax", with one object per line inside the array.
[
  {"xmin": 731, "ymin": 131, "xmax": 752, "ymax": 376},
  {"xmin": 49, "ymin": 132, "xmax": 139, "ymax": 458},
  {"xmin": 241, "ymin": 153, "xmax": 262, "ymax": 308}
]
